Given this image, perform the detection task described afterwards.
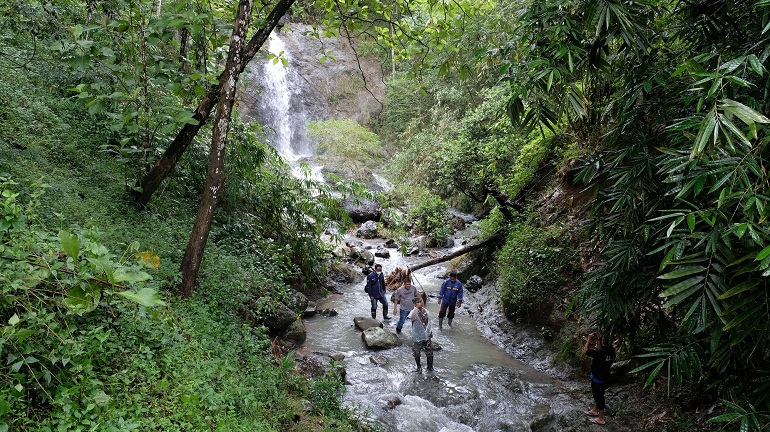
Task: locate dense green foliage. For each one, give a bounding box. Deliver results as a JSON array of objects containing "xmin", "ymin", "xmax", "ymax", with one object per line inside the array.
[{"xmin": 377, "ymin": 0, "xmax": 770, "ymax": 430}]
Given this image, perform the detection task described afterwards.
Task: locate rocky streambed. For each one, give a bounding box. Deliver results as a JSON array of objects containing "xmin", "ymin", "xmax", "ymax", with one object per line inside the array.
[{"xmin": 298, "ymin": 236, "xmax": 641, "ymax": 432}]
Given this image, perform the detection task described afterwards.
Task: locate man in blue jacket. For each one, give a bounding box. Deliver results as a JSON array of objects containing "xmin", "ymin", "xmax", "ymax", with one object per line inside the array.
[
  {"xmin": 365, "ymin": 264, "xmax": 390, "ymax": 320},
  {"xmin": 437, "ymin": 271, "xmax": 463, "ymax": 329}
]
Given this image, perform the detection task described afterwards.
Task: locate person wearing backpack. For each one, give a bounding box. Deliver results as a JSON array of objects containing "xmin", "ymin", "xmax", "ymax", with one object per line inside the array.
[{"xmin": 365, "ymin": 264, "xmax": 390, "ymax": 320}]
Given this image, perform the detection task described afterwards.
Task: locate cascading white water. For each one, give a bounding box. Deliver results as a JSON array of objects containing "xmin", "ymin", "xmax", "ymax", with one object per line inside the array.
[{"xmin": 256, "ymin": 34, "xmax": 312, "ymax": 160}]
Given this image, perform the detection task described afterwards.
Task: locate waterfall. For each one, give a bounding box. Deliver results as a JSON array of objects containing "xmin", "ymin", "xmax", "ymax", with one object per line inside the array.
[{"xmin": 254, "ymin": 34, "xmax": 312, "ymax": 160}]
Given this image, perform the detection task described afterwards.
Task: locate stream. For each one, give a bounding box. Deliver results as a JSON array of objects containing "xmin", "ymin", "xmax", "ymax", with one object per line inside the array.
[{"xmin": 300, "ymin": 238, "xmax": 595, "ymax": 432}]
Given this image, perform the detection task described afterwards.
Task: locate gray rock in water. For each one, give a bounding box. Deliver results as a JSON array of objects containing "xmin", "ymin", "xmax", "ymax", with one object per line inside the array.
[
  {"xmin": 369, "ymin": 353, "xmax": 388, "ymax": 366},
  {"xmin": 384, "ymin": 238, "xmax": 398, "ymax": 248},
  {"xmin": 374, "ymin": 246, "xmax": 390, "ymax": 258},
  {"xmin": 302, "ymin": 301, "xmax": 317, "ymax": 318},
  {"xmin": 361, "ymin": 327, "xmax": 399, "ymax": 349},
  {"xmin": 356, "ymin": 220, "xmax": 379, "ymax": 239},
  {"xmin": 354, "ymin": 316, "xmax": 383, "ymax": 331},
  {"xmin": 319, "ymin": 308, "xmax": 338, "ymax": 317},
  {"xmin": 348, "ymin": 246, "xmax": 375, "ymax": 268}
]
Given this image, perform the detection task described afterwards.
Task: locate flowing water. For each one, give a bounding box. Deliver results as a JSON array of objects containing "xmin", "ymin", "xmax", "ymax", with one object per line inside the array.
[
  {"xmin": 301, "ymin": 239, "xmax": 583, "ymax": 432},
  {"xmin": 240, "ymin": 31, "xmax": 600, "ymax": 432}
]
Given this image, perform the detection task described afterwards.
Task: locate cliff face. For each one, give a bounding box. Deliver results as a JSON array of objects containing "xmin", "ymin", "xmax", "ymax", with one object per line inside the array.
[{"xmin": 236, "ymin": 23, "xmax": 386, "ymax": 157}]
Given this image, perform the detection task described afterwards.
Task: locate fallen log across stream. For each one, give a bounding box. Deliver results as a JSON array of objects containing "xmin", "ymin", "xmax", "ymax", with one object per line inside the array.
[{"xmin": 407, "ymin": 231, "xmax": 505, "ymax": 273}]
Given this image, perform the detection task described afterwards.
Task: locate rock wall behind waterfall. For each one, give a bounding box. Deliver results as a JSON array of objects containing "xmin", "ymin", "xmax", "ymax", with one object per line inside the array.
[{"xmin": 237, "ymin": 23, "xmax": 386, "ymax": 157}]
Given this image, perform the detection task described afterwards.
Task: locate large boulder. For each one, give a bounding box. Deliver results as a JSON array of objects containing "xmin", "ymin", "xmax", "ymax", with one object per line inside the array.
[
  {"xmin": 263, "ymin": 303, "xmax": 298, "ymax": 332},
  {"xmin": 374, "ymin": 246, "xmax": 390, "ymax": 258},
  {"xmin": 354, "ymin": 316, "xmax": 382, "ymax": 331},
  {"xmin": 356, "ymin": 220, "xmax": 379, "ymax": 239},
  {"xmin": 361, "ymin": 327, "xmax": 399, "ymax": 349},
  {"xmin": 285, "ymin": 289, "xmax": 308, "ymax": 313},
  {"xmin": 348, "ymin": 246, "xmax": 375, "ymax": 269},
  {"xmin": 279, "ymin": 318, "xmax": 307, "ymax": 345},
  {"xmin": 342, "ymin": 199, "xmax": 382, "ymax": 223}
]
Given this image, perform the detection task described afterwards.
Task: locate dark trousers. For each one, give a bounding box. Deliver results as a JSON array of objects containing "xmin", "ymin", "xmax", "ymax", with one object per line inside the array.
[
  {"xmin": 591, "ymin": 380, "xmax": 609, "ymax": 410},
  {"xmin": 438, "ymin": 302, "xmax": 457, "ymax": 319},
  {"xmin": 412, "ymin": 340, "xmax": 433, "ymax": 363},
  {"xmin": 370, "ymin": 297, "xmax": 388, "ymax": 317}
]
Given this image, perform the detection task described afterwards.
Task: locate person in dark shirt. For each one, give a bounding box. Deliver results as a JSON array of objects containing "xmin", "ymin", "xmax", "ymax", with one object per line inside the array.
[
  {"xmin": 583, "ymin": 331, "xmax": 616, "ymax": 425},
  {"xmin": 365, "ymin": 264, "xmax": 390, "ymax": 320}
]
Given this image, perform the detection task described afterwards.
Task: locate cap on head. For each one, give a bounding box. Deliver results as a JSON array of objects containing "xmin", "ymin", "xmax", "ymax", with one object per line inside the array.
[{"xmin": 412, "ymin": 297, "xmax": 422, "ymax": 304}]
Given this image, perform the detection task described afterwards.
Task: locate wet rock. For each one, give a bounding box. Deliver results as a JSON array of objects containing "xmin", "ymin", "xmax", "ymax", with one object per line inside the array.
[
  {"xmin": 450, "ymin": 216, "xmax": 466, "ymax": 230},
  {"xmin": 381, "ymin": 394, "xmax": 402, "ymax": 409},
  {"xmin": 278, "ymin": 318, "xmax": 307, "ymax": 346},
  {"xmin": 369, "ymin": 353, "xmax": 388, "ymax": 366},
  {"xmin": 374, "ymin": 246, "xmax": 391, "ymax": 258},
  {"xmin": 303, "ymin": 301, "xmax": 317, "ymax": 317},
  {"xmin": 466, "ymin": 275, "xmax": 483, "ymax": 292},
  {"xmin": 267, "ymin": 306, "xmax": 300, "ymax": 331},
  {"xmin": 384, "ymin": 238, "xmax": 398, "ymax": 248},
  {"xmin": 330, "ymin": 353, "xmax": 345, "ymax": 361},
  {"xmin": 342, "ymin": 199, "xmax": 382, "ymax": 223},
  {"xmin": 319, "ymin": 308, "xmax": 338, "ymax": 317},
  {"xmin": 354, "ymin": 316, "xmax": 383, "ymax": 331},
  {"xmin": 295, "ymin": 352, "xmax": 345, "ymax": 381},
  {"xmin": 361, "ymin": 327, "xmax": 399, "ymax": 349},
  {"xmin": 285, "ymin": 289, "xmax": 309, "ymax": 313},
  {"xmin": 327, "ymin": 261, "xmax": 365, "ymax": 285},
  {"xmin": 356, "ymin": 220, "xmax": 379, "ymax": 239},
  {"xmin": 348, "ymin": 246, "xmax": 375, "ymax": 269}
]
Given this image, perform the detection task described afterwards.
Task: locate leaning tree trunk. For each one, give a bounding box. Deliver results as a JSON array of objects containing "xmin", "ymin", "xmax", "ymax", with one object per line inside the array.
[
  {"xmin": 131, "ymin": 0, "xmax": 296, "ymax": 208},
  {"xmin": 178, "ymin": 0, "xmax": 253, "ymax": 298},
  {"xmin": 407, "ymin": 232, "xmax": 505, "ymax": 273}
]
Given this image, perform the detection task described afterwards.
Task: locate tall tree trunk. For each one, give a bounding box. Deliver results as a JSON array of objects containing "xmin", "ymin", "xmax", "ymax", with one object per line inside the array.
[
  {"xmin": 179, "ymin": 0, "xmax": 254, "ymax": 298},
  {"xmin": 131, "ymin": 0, "xmax": 297, "ymax": 208},
  {"xmin": 179, "ymin": 27, "xmax": 190, "ymax": 74}
]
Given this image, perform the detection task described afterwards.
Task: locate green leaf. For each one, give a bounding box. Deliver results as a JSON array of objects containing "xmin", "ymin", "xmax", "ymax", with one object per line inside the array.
[
  {"xmin": 658, "ymin": 266, "xmax": 705, "ymax": 280},
  {"xmin": 116, "ymin": 288, "xmax": 166, "ymax": 307},
  {"xmin": 692, "ymin": 112, "xmax": 717, "ymax": 157},
  {"xmin": 87, "ymin": 256, "xmax": 115, "ymax": 284},
  {"xmin": 58, "ymin": 230, "xmax": 80, "ymax": 264},
  {"xmin": 112, "ymin": 268, "xmax": 152, "ymax": 283},
  {"xmin": 8, "ymin": 314, "xmax": 19, "ymax": 325},
  {"xmin": 720, "ymin": 99, "xmax": 770, "ymax": 125},
  {"xmin": 708, "ymin": 412, "xmax": 741, "ymax": 422},
  {"xmin": 756, "ymin": 245, "xmax": 770, "ymax": 261},
  {"xmin": 717, "ymin": 280, "xmax": 760, "ymax": 300},
  {"xmin": 63, "ymin": 283, "xmax": 102, "ymax": 315}
]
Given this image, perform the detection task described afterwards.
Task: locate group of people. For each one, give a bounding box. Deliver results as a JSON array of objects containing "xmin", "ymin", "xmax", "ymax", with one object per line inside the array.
[
  {"xmin": 365, "ymin": 263, "xmax": 618, "ymax": 426},
  {"xmin": 364, "ymin": 264, "xmax": 464, "ymax": 372}
]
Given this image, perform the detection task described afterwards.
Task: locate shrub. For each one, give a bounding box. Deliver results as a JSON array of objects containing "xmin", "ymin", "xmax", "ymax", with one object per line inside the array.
[{"xmin": 495, "ymin": 221, "xmax": 573, "ymax": 323}]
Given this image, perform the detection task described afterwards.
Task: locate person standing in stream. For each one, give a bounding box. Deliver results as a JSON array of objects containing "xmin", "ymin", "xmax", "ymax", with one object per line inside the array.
[
  {"xmin": 437, "ymin": 271, "xmax": 463, "ymax": 329},
  {"xmin": 365, "ymin": 264, "xmax": 390, "ymax": 320},
  {"xmin": 407, "ymin": 296, "xmax": 433, "ymax": 372},
  {"xmin": 392, "ymin": 278, "xmax": 418, "ymax": 334}
]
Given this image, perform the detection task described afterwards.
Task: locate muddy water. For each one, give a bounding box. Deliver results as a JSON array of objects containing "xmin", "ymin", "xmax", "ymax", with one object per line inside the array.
[{"xmin": 300, "ymin": 239, "xmax": 595, "ymax": 432}]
